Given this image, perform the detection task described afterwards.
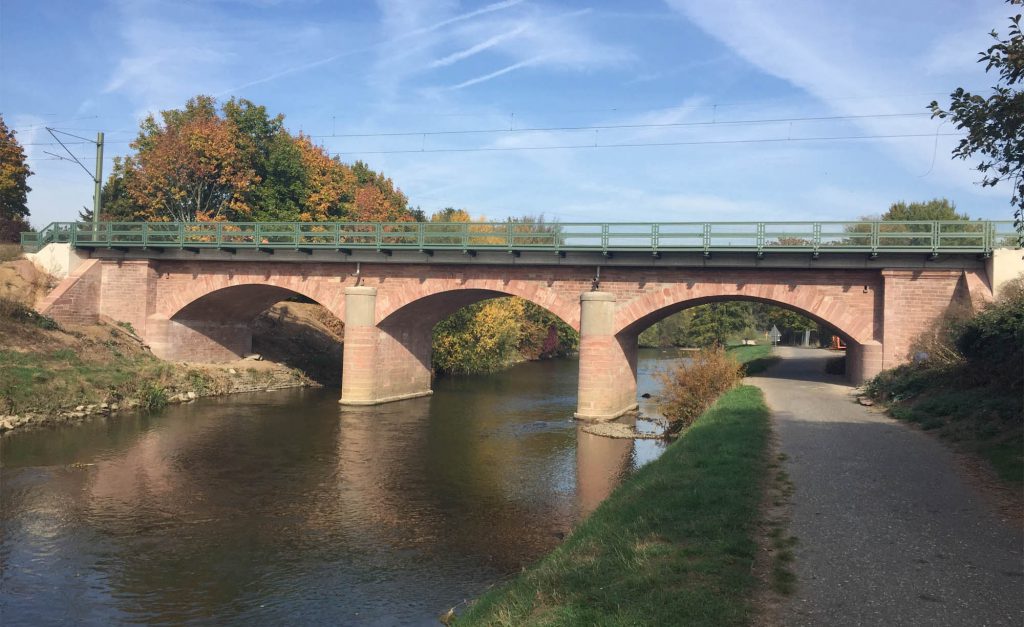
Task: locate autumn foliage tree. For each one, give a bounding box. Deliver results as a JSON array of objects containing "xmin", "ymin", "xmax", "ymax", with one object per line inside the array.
[
  {"xmin": 104, "ymin": 95, "xmax": 413, "ymax": 223},
  {"xmin": 0, "ymin": 114, "xmax": 33, "ymax": 242},
  {"xmin": 117, "ymin": 97, "xmax": 257, "ymax": 222}
]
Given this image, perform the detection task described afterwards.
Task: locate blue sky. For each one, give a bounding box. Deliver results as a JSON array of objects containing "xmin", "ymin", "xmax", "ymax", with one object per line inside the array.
[{"xmin": 1, "ymin": 0, "xmax": 1018, "ymax": 226}]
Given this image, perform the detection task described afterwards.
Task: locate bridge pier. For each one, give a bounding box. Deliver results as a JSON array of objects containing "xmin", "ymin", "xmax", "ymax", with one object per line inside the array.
[
  {"xmin": 847, "ymin": 340, "xmax": 884, "ymax": 386},
  {"xmin": 340, "ymin": 286, "xmax": 434, "ymax": 405},
  {"xmin": 575, "ymin": 292, "xmax": 639, "ymax": 421}
]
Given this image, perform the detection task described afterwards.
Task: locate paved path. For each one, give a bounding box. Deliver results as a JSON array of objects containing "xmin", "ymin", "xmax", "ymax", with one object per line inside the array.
[{"xmin": 749, "ymin": 347, "xmax": 1023, "ymax": 626}]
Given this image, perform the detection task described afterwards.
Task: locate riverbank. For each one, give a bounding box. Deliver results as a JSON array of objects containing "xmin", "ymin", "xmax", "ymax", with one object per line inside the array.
[
  {"xmin": 0, "ymin": 298, "xmax": 315, "ymax": 434},
  {"xmin": 457, "ymin": 384, "xmax": 773, "ymax": 626},
  {"xmin": 864, "ymin": 363, "xmax": 1022, "ymax": 487},
  {"xmin": 863, "ymin": 279, "xmax": 1022, "ymax": 488}
]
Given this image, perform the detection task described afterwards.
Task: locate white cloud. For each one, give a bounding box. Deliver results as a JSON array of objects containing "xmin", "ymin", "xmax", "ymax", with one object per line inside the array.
[{"xmin": 663, "ymin": 0, "xmax": 1012, "ymax": 193}]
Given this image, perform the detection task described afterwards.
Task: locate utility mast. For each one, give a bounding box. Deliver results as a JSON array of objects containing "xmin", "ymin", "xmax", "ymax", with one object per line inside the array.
[{"xmin": 44, "ymin": 129, "xmax": 105, "ymax": 225}]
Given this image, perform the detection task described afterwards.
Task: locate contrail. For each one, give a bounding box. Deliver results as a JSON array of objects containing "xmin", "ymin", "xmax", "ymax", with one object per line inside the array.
[
  {"xmin": 218, "ymin": 0, "xmax": 525, "ymax": 96},
  {"xmin": 449, "ymin": 55, "xmax": 547, "ymax": 90},
  {"xmin": 428, "ymin": 24, "xmax": 528, "ymax": 69}
]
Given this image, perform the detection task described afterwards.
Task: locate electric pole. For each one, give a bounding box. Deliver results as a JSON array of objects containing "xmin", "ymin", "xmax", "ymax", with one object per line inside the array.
[{"xmin": 44, "ymin": 128, "xmax": 105, "ymax": 224}]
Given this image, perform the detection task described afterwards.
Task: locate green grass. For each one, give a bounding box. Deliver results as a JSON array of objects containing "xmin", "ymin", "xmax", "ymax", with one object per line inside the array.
[
  {"xmin": 0, "ymin": 347, "xmax": 175, "ymax": 414},
  {"xmin": 727, "ymin": 344, "xmax": 781, "ymax": 375},
  {"xmin": 457, "ymin": 386, "xmax": 772, "ymax": 626}
]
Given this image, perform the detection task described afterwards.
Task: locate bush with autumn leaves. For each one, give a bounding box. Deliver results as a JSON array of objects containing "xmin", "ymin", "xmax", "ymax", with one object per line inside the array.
[{"xmin": 100, "ymin": 96, "xmax": 416, "ymax": 223}]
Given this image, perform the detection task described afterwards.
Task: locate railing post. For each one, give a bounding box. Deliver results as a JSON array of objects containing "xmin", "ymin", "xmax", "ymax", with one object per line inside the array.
[
  {"xmin": 142, "ymin": 222, "xmax": 149, "ymax": 248},
  {"xmin": 376, "ymin": 223, "xmax": 383, "ymax": 250},
  {"xmin": 651, "ymin": 224, "xmax": 659, "ymax": 252},
  {"xmin": 461, "ymin": 222, "xmax": 468, "ymax": 250},
  {"xmin": 293, "ymin": 223, "xmax": 299, "ymax": 248},
  {"xmin": 178, "ymin": 222, "xmax": 184, "ymax": 248},
  {"xmin": 601, "ymin": 224, "xmax": 609, "ymax": 252},
  {"xmin": 931, "ymin": 221, "xmax": 939, "ymax": 256},
  {"xmin": 217, "ymin": 222, "xmax": 223, "ymax": 247},
  {"xmin": 756, "ymin": 223, "xmax": 765, "ymax": 255},
  {"xmin": 418, "ymin": 222, "xmax": 425, "ymax": 249},
  {"xmin": 702, "ymin": 223, "xmax": 711, "ymax": 256},
  {"xmin": 870, "ymin": 222, "xmax": 879, "ymax": 255},
  {"xmin": 507, "ymin": 221, "xmax": 514, "ymax": 249},
  {"xmin": 813, "ymin": 223, "xmax": 821, "ymax": 254},
  {"xmin": 106, "ymin": 222, "xmax": 112, "ymax": 247}
]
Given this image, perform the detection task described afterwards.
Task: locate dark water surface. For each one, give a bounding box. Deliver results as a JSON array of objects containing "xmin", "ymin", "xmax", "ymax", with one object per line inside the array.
[{"xmin": 0, "ymin": 349, "xmax": 683, "ymax": 625}]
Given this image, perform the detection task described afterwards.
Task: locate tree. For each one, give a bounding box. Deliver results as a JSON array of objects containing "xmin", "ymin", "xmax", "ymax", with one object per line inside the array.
[
  {"xmin": 102, "ymin": 95, "xmax": 418, "ymax": 224},
  {"xmin": 686, "ymin": 302, "xmax": 755, "ymax": 347},
  {"xmin": 930, "ymin": 2, "xmax": 1023, "ymax": 241},
  {"xmin": 117, "ymin": 97, "xmax": 258, "ymax": 221},
  {"xmin": 881, "ymin": 198, "xmax": 969, "ymax": 221},
  {"xmin": 0, "ymin": 114, "xmax": 32, "ymax": 241}
]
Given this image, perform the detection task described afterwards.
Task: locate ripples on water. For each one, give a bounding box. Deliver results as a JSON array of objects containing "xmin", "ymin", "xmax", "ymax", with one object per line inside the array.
[{"xmin": 0, "ymin": 349, "xmax": 684, "ymax": 625}]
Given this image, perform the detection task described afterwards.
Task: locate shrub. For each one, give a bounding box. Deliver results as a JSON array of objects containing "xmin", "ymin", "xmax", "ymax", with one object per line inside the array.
[
  {"xmin": 139, "ymin": 383, "xmax": 167, "ymax": 410},
  {"xmin": 0, "ymin": 297, "xmax": 60, "ymax": 330},
  {"xmin": 655, "ymin": 346, "xmax": 744, "ymax": 435},
  {"xmin": 954, "ymin": 277, "xmax": 1024, "ymax": 393}
]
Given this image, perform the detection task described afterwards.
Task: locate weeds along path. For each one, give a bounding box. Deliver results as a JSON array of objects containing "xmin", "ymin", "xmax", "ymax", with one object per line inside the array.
[{"xmin": 748, "ymin": 347, "xmax": 1023, "ymax": 626}]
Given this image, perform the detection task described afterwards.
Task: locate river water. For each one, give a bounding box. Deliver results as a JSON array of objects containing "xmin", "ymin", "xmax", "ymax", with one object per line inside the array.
[{"xmin": 0, "ymin": 349, "xmax": 684, "ymax": 626}]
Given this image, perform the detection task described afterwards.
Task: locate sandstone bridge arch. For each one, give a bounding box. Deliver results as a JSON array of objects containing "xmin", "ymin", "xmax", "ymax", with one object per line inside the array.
[{"xmin": 39, "ymin": 257, "xmax": 991, "ymax": 420}]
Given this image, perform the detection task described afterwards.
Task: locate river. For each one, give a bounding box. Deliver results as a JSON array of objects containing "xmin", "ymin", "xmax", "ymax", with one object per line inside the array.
[{"xmin": 0, "ymin": 348, "xmax": 685, "ymax": 626}]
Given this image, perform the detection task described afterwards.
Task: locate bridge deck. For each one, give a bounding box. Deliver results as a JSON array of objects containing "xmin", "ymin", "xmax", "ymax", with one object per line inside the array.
[{"xmin": 21, "ymin": 220, "xmax": 1016, "ymax": 257}]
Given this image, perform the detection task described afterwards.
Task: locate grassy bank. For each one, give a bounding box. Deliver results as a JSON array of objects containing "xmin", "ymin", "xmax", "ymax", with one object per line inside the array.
[
  {"xmin": 864, "ymin": 279, "xmax": 1022, "ymax": 487},
  {"xmin": 458, "ymin": 385, "xmax": 772, "ymax": 626},
  {"xmin": 866, "ymin": 364, "xmax": 1022, "ymax": 486},
  {"xmin": 0, "ymin": 297, "xmax": 313, "ymax": 431},
  {"xmin": 727, "ymin": 344, "xmax": 780, "ymax": 375}
]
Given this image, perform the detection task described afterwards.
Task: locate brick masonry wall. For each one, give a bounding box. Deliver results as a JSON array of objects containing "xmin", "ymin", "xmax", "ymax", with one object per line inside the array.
[
  {"xmin": 881, "ymin": 269, "xmax": 987, "ymax": 367},
  {"xmin": 41, "ymin": 258, "xmax": 983, "ymax": 407},
  {"xmin": 576, "ymin": 332, "xmax": 639, "ymax": 419},
  {"xmin": 147, "ymin": 317, "xmax": 251, "ymax": 362},
  {"xmin": 38, "ymin": 259, "xmax": 102, "ymax": 325},
  {"xmin": 98, "ymin": 260, "xmax": 157, "ymax": 336}
]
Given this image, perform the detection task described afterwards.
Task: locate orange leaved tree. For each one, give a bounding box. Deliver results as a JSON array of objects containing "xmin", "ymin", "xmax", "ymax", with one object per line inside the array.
[{"xmin": 120, "ymin": 96, "xmax": 257, "ymax": 222}]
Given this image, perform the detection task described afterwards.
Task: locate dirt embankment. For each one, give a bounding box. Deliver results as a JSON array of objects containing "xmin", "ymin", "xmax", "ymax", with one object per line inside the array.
[
  {"xmin": 252, "ymin": 300, "xmax": 344, "ymax": 386},
  {"xmin": 0, "ymin": 259, "xmax": 327, "ymax": 435}
]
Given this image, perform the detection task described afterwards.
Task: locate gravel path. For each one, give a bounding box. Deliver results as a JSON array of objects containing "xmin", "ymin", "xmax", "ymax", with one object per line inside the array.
[{"xmin": 749, "ymin": 347, "xmax": 1023, "ymax": 626}]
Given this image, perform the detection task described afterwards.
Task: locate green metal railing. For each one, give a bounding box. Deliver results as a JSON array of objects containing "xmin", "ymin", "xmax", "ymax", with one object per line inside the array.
[{"xmin": 19, "ymin": 220, "xmax": 1018, "ymax": 255}]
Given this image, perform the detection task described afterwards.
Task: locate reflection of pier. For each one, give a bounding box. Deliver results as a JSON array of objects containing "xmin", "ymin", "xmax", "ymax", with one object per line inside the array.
[{"xmin": 575, "ymin": 426, "xmax": 634, "ymax": 517}]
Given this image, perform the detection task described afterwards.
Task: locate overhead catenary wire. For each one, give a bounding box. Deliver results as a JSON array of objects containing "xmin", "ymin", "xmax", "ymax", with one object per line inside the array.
[
  {"xmin": 19, "ymin": 110, "xmax": 941, "ymax": 150},
  {"xmin": 25, "ymin": 131, "xmax": 965, "ymax": 161},
  {"xmin": 306, "ymin": 112, "xmax": 933, "ymax": 139}
]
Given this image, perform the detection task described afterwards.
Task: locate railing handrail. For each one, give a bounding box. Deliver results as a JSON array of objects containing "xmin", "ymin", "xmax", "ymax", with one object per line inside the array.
[{"xmin": 18, "ymin": 220, "xmax": 1019, "ymax": 255}]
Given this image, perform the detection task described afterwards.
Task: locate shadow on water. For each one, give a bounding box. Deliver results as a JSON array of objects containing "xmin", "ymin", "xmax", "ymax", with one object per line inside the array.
[{"xmin": 0, "ymin": 350, "xmax": 681, "ymax": 626}]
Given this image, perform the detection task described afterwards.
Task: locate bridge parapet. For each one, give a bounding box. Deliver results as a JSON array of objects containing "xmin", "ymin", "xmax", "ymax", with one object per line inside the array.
[{"xmin": 21, "ymin": 220, "xmax": 1017, "ymax": 257}]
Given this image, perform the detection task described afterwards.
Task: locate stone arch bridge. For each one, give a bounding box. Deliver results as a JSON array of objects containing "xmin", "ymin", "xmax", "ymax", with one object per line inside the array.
[{"xmin": 29, "ymin": 220, "xmax": 1018, "ymax": 420}]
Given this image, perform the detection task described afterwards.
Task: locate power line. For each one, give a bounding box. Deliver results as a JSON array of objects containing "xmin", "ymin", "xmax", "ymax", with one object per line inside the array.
[
  {"xmin": 28, "ymin": 130, "xmax": 957, "ymax": 161},
  {"xmin": 322, "ymin": 132, "xmax": 963, "ymax": 156},
  {"xmin": 19, "ymin": 111, "xmax": 935, "ymax": 148},
  {"xmin": 308, "ymin": 112, "xmax": 932, "ymax": 139}
]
